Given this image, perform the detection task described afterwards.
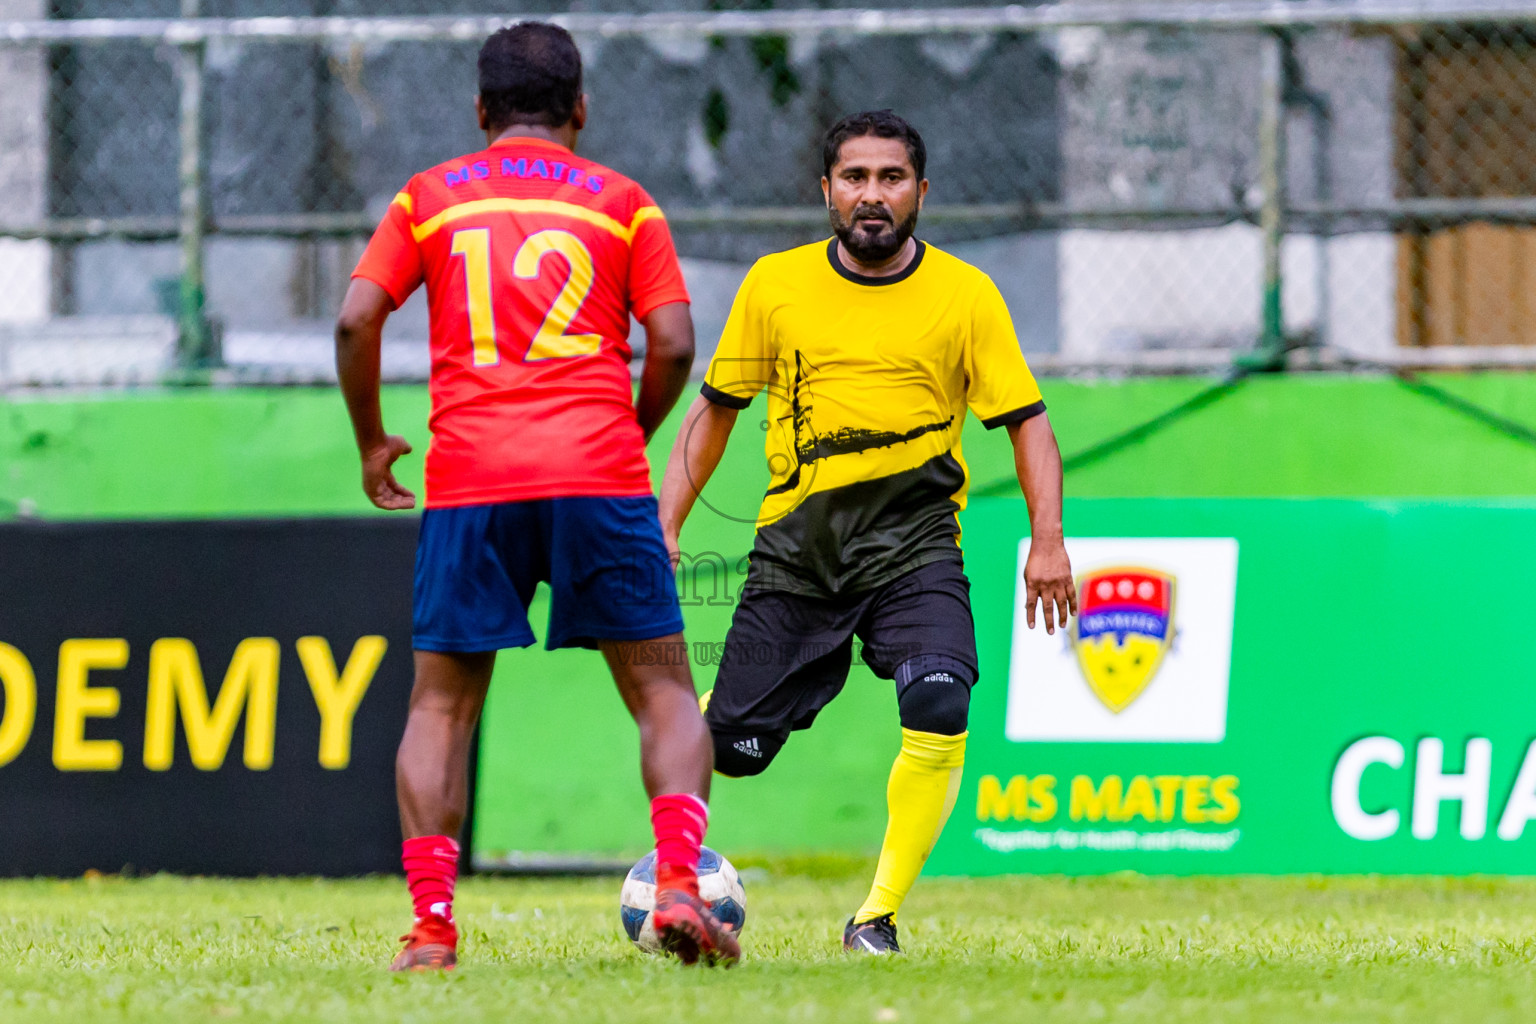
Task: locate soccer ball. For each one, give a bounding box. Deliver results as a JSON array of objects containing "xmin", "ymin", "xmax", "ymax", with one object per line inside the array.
[{"xmin": 619, "ymin": 846, "xmax": 746, "ymax": 953}]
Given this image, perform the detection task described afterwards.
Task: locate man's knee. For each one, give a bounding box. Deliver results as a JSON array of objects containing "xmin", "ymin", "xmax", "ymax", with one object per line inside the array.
[
  {"xmin": 710, "ymin": 729, "xmax": 786, "ymax": 777},
  {"xmin": 895, "ymin": 655, "xmax": 974, "ymax": 735},
  {"xmin": 409, "ymin": 650, "xmax": 495, "ymax": 723}
]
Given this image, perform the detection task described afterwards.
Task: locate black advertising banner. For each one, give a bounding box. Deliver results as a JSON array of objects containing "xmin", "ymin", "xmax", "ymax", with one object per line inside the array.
[{"xmin": 0, "ymin": 519, "xmax": 416, "ymax": 876}]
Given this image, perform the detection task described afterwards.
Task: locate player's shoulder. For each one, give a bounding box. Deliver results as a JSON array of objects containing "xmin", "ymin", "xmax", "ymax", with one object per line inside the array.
[
  {"xmin": 547, "ymin": 149, "xmax": 657, "ymax": 218},
  {"xmin": 745, "ymin": 239, "xmax": 836, "ymax": 285},
  {"xmin": 917, "ymin": 242, "xmax": 996, "ymax": 294},
  {"xmin": 403, "ymin": 148, "xmax": 494, "ymax": 199},
  {"xmin": 572, "ymin": 155, "xmax": 649, "ymax": 203},
  {"xmin": 395, "ymin": 151, "xmax": 484, "ymax": 220}
]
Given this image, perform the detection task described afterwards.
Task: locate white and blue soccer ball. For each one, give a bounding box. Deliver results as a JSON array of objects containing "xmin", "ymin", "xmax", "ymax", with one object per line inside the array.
[{"xmin": 620, "ymin": 846, "xmax": 747, "ymax": 953}]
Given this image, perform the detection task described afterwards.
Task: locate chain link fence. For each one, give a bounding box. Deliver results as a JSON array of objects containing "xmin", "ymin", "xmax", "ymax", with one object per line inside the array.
[{"xmin": 2, "ymin": 1, "xmax": 1536, "ymax": 387}]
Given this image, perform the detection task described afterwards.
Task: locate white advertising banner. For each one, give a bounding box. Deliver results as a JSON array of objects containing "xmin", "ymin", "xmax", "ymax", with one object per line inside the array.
[{"xmin": 1006, "ymin": 537, "xmax": 1239, "ymax": 743}]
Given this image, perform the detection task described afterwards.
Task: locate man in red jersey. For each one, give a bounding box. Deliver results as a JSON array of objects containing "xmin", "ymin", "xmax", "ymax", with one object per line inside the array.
[{"xmin": 335, "ymin": 22, "xmax": 737, "ymax": 970}]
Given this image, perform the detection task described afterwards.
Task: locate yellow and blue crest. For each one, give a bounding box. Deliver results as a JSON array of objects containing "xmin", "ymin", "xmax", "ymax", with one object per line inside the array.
[{"xmin": 1071, "ymin": 566, "xmax": 1176, "ymax": 713}]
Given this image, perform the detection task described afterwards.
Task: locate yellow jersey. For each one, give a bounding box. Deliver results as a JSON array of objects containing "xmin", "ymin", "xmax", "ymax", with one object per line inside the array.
[{"xmin": 702, "ymin": 238, "xmax": 1044, "ymax": 597}]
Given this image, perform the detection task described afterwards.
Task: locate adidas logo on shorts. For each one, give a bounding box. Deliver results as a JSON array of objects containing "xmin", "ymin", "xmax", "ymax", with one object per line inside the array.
[{"xmin": 733, "ymin": 737, "xmax": 763, "ymax": 758}]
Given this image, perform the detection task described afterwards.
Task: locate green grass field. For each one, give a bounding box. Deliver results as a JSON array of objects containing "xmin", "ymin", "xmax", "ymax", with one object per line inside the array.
[{"xmin": 4, "ymin": 860, "xmax": 1536, "ymax": 1024}]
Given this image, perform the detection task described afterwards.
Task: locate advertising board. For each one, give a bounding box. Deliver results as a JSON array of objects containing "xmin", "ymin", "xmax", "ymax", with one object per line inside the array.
[
  {"xmin": 934, "ymin": 497, "xmax": 1536, "ymax": 875},
  {"xmin": 0, "ymin": 519, "xmax": 416, "ymax": 875}
]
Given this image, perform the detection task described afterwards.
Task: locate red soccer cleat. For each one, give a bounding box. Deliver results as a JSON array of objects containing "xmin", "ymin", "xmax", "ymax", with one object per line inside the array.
[
  {"xmin": 651, "ymin": 888, "xmax": 741, "ymax": 968},
  {"xmin": 390, "ymin": 913, "xmax": 458, "ymax": 972}
]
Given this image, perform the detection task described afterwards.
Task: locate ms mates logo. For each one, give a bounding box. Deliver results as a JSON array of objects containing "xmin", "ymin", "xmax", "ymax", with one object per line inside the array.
[
  {"xmin": 1071, "ymin": 567, "xmax": 1176, "ymax": 714},
  {"xmin": 1006, "ymin": 538, "xmax": 1238, "ymax": 743}
]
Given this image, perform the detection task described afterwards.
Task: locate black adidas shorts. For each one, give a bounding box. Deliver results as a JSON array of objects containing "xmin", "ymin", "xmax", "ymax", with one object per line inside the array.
[{"xmin": 703, "ymin": 558, "xmax": 978, "ymax": 742}]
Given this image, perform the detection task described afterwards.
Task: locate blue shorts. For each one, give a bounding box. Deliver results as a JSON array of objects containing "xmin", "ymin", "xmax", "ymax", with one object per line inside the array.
[{"xmin": 412, "ymin": 495, "xmax": 685, "ymax": 652}]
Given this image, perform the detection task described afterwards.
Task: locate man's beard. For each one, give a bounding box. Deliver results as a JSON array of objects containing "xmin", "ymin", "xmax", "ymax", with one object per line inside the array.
[{"xmin": 829, "ymin": 202, "xmax": 919, "ymax": 264}]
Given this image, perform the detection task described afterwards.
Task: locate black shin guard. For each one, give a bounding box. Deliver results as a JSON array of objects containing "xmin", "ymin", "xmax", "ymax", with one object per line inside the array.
[
  {"xmin": 711, "ymin": 729, "xmax": 786, "ymax": 777},
  {"xmin": 894, "ymin": 654, "xmax": 975, "ymax": 735}
]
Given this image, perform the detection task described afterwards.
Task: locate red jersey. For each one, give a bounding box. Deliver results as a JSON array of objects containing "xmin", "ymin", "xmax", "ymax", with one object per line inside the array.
[{"xmin": 352, "ymin": 136, "xmax": 690, "ymax": 507}]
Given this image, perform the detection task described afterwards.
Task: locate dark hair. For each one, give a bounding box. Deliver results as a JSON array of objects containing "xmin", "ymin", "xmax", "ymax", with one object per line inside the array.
[
  {"xmin": 821, "ymin": 109, "xmax": 927, "ymax": 180},
  {"xmin": 478, "ymin": 22, "xmax": 583, "ymax": 131}
]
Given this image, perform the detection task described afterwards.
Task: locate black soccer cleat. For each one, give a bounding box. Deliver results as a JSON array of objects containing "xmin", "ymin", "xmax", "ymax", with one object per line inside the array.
[{"xmin": 843, "ymin": 913, "xmax": 901, "ymax": 955}]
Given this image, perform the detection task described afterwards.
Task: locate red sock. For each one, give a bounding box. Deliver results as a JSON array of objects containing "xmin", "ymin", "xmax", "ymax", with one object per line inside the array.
[
  {"xmin": 651, "ymin": 793, "xmax": 708, "ymax": 896},
  {"xmin": 402, "ymin": 835, "xmax": 460, "ymax": 925}
]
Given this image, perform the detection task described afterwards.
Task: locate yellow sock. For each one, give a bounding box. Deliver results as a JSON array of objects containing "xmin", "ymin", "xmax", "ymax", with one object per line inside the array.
[{"xmin": 854, "ymin": 728, "xmax": 967, "ymax": 924}]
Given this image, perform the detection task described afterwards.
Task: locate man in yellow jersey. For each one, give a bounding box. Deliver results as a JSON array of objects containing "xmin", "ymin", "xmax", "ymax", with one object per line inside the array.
[{"xmin": 658, "ymin": 109, "xmax": 1077, "ymax": 954}]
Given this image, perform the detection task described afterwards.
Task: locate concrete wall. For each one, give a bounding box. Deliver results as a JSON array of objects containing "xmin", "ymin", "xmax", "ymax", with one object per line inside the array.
[
  {"xmin": 1053, "ymin": 24, "xmax": 1397, "ymax": 356},
  {"xmin": 6, "ymin": 5, "xmax": 1407, "ymax": 365},
  {"xmin": 0, "ymin": 0, "xmax": 48, "ymax": 325}
]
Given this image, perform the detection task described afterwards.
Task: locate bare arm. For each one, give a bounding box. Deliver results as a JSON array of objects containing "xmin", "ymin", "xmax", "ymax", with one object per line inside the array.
[
  {"xmin": 335, "ymin": 278, "xmax": 415, "ymax": 510},
  {"xmin": 658, "ymin": 394, "xmax": 740, "ymax": 557},
  {"xmin": 1007, "ymin": 412, "xmax": 1077, "ymax": 633},
  {"xmin": 634, "ymin": 301, "xmax": 695, "ymax": 443}
]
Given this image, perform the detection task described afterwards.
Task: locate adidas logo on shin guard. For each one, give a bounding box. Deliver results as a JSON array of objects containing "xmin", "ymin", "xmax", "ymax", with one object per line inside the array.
[{"xmin": 732, "ymin": 737, "xmax": 763, "ymax": 758}]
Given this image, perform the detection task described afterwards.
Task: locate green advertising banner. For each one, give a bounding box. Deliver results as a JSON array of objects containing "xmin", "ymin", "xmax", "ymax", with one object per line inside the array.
[
  {"xmin": 933, "ymin": 497, "xmax": 1536, "ymax": 876},
  {"xmin": 473, "ymin": 496, "xmax": 1536, "ymax": 876},
  {"xmin": 3, "ymin": 382, "xmax": 1534, "ymax": 875}
]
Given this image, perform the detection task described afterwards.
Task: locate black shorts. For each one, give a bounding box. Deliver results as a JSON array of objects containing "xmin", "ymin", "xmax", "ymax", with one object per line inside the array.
[{"xmin": 704, "ymin": 558, "xmax": 977, "ymax": 741}]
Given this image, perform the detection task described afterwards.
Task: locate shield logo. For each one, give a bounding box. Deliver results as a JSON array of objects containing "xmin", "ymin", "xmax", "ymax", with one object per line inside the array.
[{"xmin": 1071, "ymin": 566, "xmax": 1176, "ymax": 713}]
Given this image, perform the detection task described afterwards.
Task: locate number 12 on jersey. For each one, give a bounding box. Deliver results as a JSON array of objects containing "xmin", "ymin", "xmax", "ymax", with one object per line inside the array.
[{"xmin": 450, "ymin": 227, "xmax": 603, "ymax": 366}]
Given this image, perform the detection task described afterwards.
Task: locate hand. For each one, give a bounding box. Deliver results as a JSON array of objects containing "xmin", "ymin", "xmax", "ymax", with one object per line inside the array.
[
  {"xmin": 361, "ymin": 435, "xmax": 416, "ymax": 511},
  {"xmin": 1024, "ymin": 538, "xmax": 1077, "ymax": 635},
  {"xmin": 662, "ymin": 526, "xmax": 682, "ymax": 571}
]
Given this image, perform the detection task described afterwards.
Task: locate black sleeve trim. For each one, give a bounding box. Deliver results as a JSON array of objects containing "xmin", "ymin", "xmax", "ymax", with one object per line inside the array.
[
  {"xmin": 982, "ymin": 400, "xmax": 1046, "ymax": 430},
  {"xmin": 701, "ymin": 382, "xmax": 753, "ymax": 410}
]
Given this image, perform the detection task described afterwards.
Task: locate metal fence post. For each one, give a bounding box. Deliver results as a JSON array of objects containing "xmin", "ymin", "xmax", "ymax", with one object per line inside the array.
[
  {"xmin": 175, "ymin": 15, "xmax": 213, "ymax": 370},
  {"xmin": 1242, "ymin": 27, "xmax": 1288, "ymax": 371}
]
